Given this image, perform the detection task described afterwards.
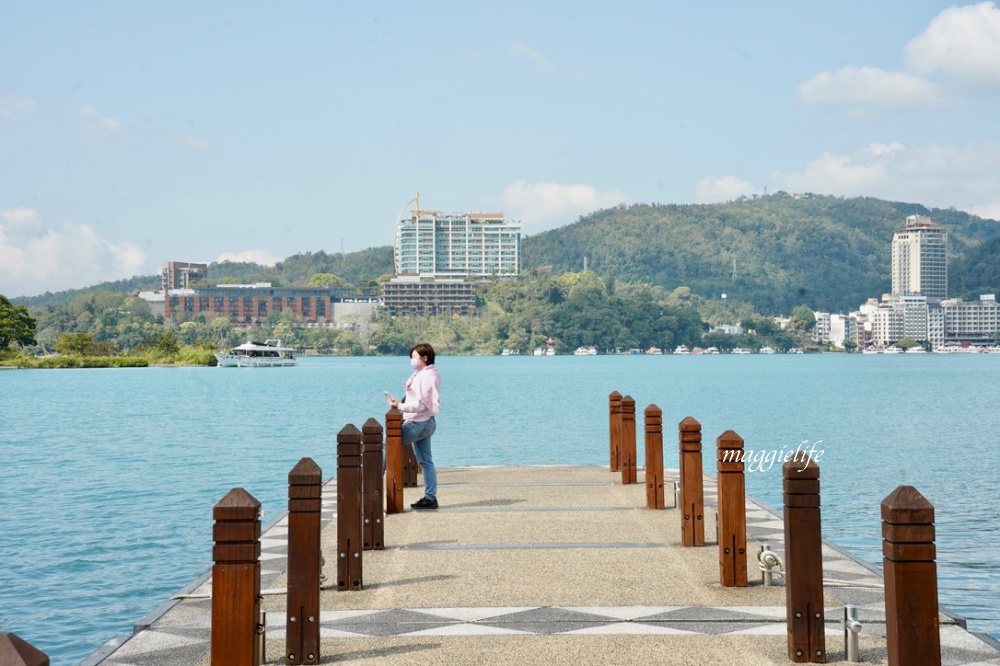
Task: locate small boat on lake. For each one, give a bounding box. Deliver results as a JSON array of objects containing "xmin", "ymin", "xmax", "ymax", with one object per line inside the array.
[{"xmin": 215, "ymin": 339, "xmax": 298, "ymax": 367}]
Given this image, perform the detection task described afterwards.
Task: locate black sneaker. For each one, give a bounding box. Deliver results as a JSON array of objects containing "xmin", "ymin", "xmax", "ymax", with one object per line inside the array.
[{"xmin": 410, "ymin": 497, "xmax": 438, "ymax": 510}]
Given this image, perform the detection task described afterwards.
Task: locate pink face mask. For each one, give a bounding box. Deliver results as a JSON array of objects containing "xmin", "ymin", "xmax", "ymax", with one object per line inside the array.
[{"xmin": 410, "ymin": 357, "xmax": 422, "ymax": 370}]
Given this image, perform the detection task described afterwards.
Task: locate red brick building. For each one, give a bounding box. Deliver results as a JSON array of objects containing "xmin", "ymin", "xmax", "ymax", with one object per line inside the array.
[{"xmin": 164, "ymin": 283, "xmax": 359, "ymax": 325}]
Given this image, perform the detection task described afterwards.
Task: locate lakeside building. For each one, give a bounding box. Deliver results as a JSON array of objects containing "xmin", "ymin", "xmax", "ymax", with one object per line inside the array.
[
  {"xmin": 891, "ymin": 215, "xmax": 948, "ymax": 299},
  {"xmin": 163, "ymin": 283, "xmax": 371, "ymax": 326},
  {"xmin": 161, "ymin": 261, "xmax": 207, "ymax": 291},
  {"xmin": 383, "ymin": 198, "xmax": 521, "ymax": 315},
  {"xmin": 940, "ymin": 294, "xmax": 999, "ymax": 345}
]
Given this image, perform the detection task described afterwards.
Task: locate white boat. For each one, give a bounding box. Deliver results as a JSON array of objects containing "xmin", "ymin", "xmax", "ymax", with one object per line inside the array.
[
  {"xmin": 705, "ymin": 347, "xmax": 719, "ymax": 355},
  {"xmin": 759, "ymin": 346, "xmax": 776, "ymax": 354},
  {"xmin": 883, "ymin": 346, "xmax": 903, "ymax": 354},
  {"xmin": 908, "ymin": 347, "xmax": 927, "ymax": 354},
  {"xmin": 673, "ymin": 345, "xmax": 690, "ymax": 355},
  {"xmin": 574, "ymin": 346, "xmax": 598, "ymax": 356},
  {"xmin": 646, "ymin": 347, "xmax": 663, "ymax": 355},
  {"xmin": 533, "ymin": 347, "xmax": 544, "ymax": 356},
  {"xmin": 215, "ymin": 339, "xmax": 297, "ymax": 367},
  {"xmin": 731, "ymin": 347, "xmax": 751, "ymax": 355}
]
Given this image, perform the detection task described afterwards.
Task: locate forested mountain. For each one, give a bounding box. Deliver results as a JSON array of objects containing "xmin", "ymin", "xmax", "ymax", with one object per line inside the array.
[
  {"xmin": 521, "ymin": 193, "xmax": 1000, "ymax": 314},
  {"xmin": 11, "ymin": 194, "xmax": 999, "ymax": 316}
]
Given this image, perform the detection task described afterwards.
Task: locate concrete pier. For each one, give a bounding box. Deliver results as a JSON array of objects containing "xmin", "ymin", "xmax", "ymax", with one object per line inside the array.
[{"xmin": 86, "ymin": 466, "xmax": 1000, "ymax": 665}]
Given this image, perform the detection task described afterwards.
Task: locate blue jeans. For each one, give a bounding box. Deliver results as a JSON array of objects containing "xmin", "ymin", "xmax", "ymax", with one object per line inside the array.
[{"xmin": 402, "ymin": 417, "xmax": 437, "ymax": 500}]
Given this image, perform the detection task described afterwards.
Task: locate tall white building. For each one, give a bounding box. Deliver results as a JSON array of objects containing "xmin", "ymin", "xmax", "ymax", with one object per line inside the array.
[
  {"xmin": 393, "ymin": 208, "xmax": 521, "ymax": 278},
  {"xmin": 891, "ymin": 215, "xmax": 947, "ymax": 299}
]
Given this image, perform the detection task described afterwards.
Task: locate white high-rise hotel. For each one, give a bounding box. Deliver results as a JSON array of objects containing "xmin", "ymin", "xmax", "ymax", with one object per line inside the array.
[
  {"xmin": 383, "ymin": 197, "xmax": 521, "ymax": 315},
  {"xmin": 394, "ymin": 209, "xmax": 521, "ymax": 278},
  {"xmin": 891, "ymin": 215, "xmax": 947, "ymax": 299}
]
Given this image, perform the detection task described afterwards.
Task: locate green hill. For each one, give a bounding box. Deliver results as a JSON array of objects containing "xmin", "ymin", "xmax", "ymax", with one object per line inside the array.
[{"xmin": 520, "ymin": 193, "xmax": 1000, "ymax": 314}]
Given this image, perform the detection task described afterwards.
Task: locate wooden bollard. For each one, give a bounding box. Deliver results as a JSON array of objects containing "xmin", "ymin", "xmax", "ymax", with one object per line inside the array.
[
  {"xmin": 716, "ymin": 430, "xmax": 747, "ymax": 587},
  {"xmin": 337, "ymin": 424, "xmax": 363, "ymax": 591},
  {"xmin": 0, "ymin": 633, "xmax": 49, "ymax": 665},
  {"xmin": 286, "ymin": 457, "xmax": 321, "ymax": 665},
  {"xmin": 385, "ymin": 408, "xmax": 404, "ymax": 514},
  {"xmin": 644, "ymin": 404, "xmax": 665, "ymax": 509},
  {"xmin": 784, "ymin": 452, "xmax": 826, "ymax": 663},
  {"xmin": 620, "ymin": 395, "xmax": 637, "ymax": 484},
  {"xmin": 883, "ymin": 486, "xmax": 941, "ymax": 666},
  {"xmin": 212, "ymin": 487, "xmax": 262, "ymax": 666},
  {"xmin": 679, "ymin": 416, "xmax": 705, "ymax": 546},
  {"xmin": 361, "ymin": 418, "xmax": 385, "ymax": 550},
  {"xmin": 609, "ymin": 391, "xmax": 622, "ymax": 472},
  {"xmin": 402, "ymin": 444, "xmax": 419, "ymax": 488}
]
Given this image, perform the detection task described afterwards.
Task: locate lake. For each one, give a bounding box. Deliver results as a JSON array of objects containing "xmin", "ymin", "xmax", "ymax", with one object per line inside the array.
[{"xmin": 1, "ymin": 353, "xmax": 999, "ymax": 663}]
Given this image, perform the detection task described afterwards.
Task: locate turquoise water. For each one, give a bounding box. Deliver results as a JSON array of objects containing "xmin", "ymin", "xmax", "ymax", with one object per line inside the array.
[{"xmin": 2, "ymin": 354, "xmax": 999, "ymax": 663}]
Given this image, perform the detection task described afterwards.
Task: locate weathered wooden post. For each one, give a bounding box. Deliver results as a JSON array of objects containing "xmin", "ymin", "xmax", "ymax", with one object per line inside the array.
[
  {"xmin": 0, "ymin": 633, "xmax": 49, "ymax": 665},
  {"xmin": 716, "ymin": 430, "xmax": 747, "ymax": 587},
  {"xmin": 362, "ymin": 418, "xmax": 385, "ymax": 550},
  {"xmin": 609, "ymin": 391, "xmax": 622, "ymax": 472},
  {"xmin": 337, "ymin": 424, "xmax": 363, "ymax": 591},
  {"xmin": 784, "ymin": 452, "xmax": 826, "ymax": 663},
  {"xmin": 644, "ymin": 404, "xmax": 665, "ymax": 509},
  {"xmin": 212, "ymin": 487, "xmax": 262, "ymax": 666},
  {"xmin": 883, "ymin": 486, "xmax": 941, "ymax": 666},
  {"xmin": 385, "ymin": 408, "xmax": 404, "ymax": 514},
  {"xmin": 402, "ymin": 445, "xmax": 419, "ymax": 488},
  {"xmin": 620, "ymin": 395, "xmax": 637, "ymax": 484},
  {"xmin": 286, "ymin": 458, "xmax": 321, "ymax": 665},
  {"xmin": 679, "ymin": 416, "xmax": 705, "ymax": 546}
]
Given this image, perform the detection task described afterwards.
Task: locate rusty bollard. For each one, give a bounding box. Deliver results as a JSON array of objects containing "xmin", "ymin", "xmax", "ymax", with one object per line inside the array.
[
  {"xmin": 717, "ymin": 430, "xmax": 747, "ymax": 587},
  {"xmin": 609, "ymin": 391, "xmax": 622, "ymax": 472},
  {"xmin": 620, "ymin": 395, "xmax": 637, "ymax": 484},
  {"xmin": 286, "ymin": 458, "xmax": 321, "ymax": 665},
  {"xmin": 0, "ymin": 633, "xmax": 49, "ymax": 665},
  {"xmin": 679, "ymin": 416, "xmax": 705, "ymax": 546},
  {"xmin": 362, "ymin": 418, "xmax": 385, "ymax": 550},
  {"xmin": 337, "ymin": 424, "xmax": 363, "ymax": 591},
  {"xmin": 385, "ymin": 408, "xmax": 404, "ymax": 514},
  {"xmin": 402, "ymin": 444, "xmax": 419, "ymax": 488},
  {"xmin": 784, "ymin": 452, "xmax": 826, "ymax": 663},
  {"xmin": 883, "ymin": 486, "xmax": 941, "ymax": 666},
  {"xmin": 644, "ymin": 404, "xmax": 665, "ymax": 509},
  {"xmin": 212, "ymin": 487, "xmax": 263, "ymax": 666}
]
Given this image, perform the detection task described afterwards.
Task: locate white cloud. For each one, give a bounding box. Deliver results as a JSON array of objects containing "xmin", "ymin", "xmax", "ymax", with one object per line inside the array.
[
  {"xmin": 215, "ymin": 250, "xmax": 279, "ymax": 266},
  {"xmin": 507, "ymin": 41, "xmax": 555, "ymax": 74},
  {"xmin": 0, "ymin": 208, "xmax": 147, "ymax": 298},
  {"xmin": 796, "ymin": 66, "xmax": 941, "ymax": 108},
  {"xmin": 80, "ymin": 103, "xmax": 121, "ymax": 142},
  {"xmin": 0, "ymin": 94, "xmax": 36, "ymax": 120},
  {"xmin": 904, "ymin": 2, "xmax": 1000, "ymax": 92},
  {"xmin": 499, "ymin": 180, "xmax": 626, "ymax": 232},
  {"xmin": 769, "ymin": 142, "xmax": 1000, "ymax": 219},
  {"xmin": 695, "ymin": 176, "xmax": 757, "ymax": 203},
  {"xmin": 168, "ymin": 132, "xmax": 212, "ymax": 152}
]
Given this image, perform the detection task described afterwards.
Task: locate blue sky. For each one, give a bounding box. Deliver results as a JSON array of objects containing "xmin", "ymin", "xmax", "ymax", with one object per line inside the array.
[{"xmin": 3, "ymin": 1, "xmax": 1000, "ymax": 297}]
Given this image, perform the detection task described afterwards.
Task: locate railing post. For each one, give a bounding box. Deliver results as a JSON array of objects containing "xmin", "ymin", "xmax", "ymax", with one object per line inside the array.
[
  {"xmin": 402, "ymin": 445, "xmax": 419, "ymax": 488},
  {"xmin": 609, "ymin": 391, "xmax": 622, "ymax": 472},
  {"xmin": 644, "ymin": 404, "xmax": 664, "ymax": 509},
  {"xmin": 385, "ymin": 408, "xmax": 404, "ymax": 515},
  {"xmin": 337, "ymin": 424, "xmax": 363, "ymax": 591},
  {"xmin": 716, "ymin": 430, "xmax": 747, "ymax": 587},
  {"xmin": 784, "ymin": 452, "xmax": 826, "ymax": 663},
  {"xmin": 882, "ymin": 486, "xmax": 941, "ymax": 666},
  {"xmin": 362, "ymin": 418, "xmax": 385, "ymax": 550},
  {"xmin": 0, "ymin": 633, "xmax": 49, "ymax": 665},
  {"xmin": 678, "ymin": 416, "xmax": 705, "ymax": 546},
  {"xmin": 211, "ymin": 487, "xmax": 262, "ymax": 666},
  {"xmin": 286, "ymin": 458, "xmax": 321, "ymax": 665},
  {"xmin": 620, "ymin": 395, "xmax": 637, "ymax": 484}
]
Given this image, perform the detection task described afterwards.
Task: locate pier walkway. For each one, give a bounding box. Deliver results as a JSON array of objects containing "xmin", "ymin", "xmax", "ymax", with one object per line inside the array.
[{"xmin": 87, "ymin": 466, "xmax": 1000, "ymax": 665}]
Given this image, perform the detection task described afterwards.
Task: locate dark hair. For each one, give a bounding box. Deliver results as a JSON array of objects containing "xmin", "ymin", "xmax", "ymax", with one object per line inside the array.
[{"xmin": 410, "ymin": 343, "xmax": 435, "ymax": 365}]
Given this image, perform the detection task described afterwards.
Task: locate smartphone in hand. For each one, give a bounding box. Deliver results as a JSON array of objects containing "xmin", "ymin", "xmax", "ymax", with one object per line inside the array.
[{"xmin": 382, "ymin": 391, "xmax": 395, "ymax": 406}]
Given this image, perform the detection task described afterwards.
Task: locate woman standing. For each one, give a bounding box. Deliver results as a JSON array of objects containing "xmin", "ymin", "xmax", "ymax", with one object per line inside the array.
[{"xmin": 389, "ymin": 343, "xmax": 441, "ymax": 509}]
